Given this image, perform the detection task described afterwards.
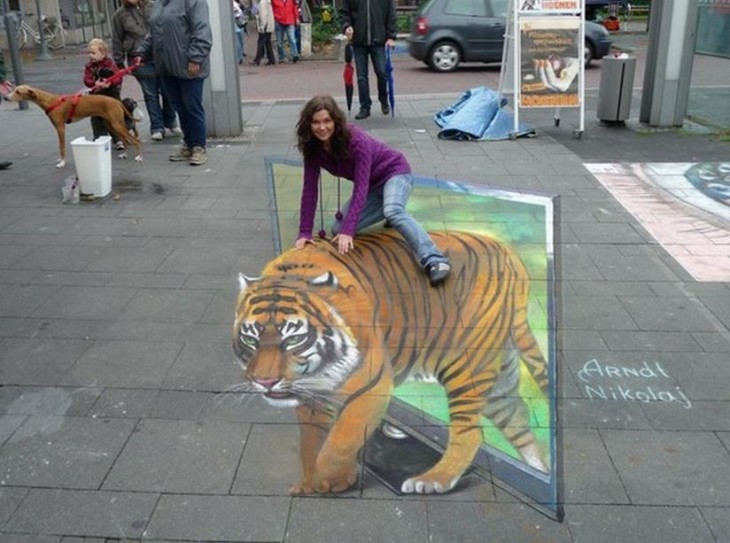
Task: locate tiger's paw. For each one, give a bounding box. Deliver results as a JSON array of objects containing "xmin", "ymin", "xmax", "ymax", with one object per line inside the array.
[
  {"xmin": 311, "ymin": 466, "xmax": 358, "ymax": 493},
  {"xmin": 289, "ymin": 482, "xmax": 314, "ymax": 495},
  {"xmin": 401, "ymin": 474, "xmax": 459, "ymax": 494}
]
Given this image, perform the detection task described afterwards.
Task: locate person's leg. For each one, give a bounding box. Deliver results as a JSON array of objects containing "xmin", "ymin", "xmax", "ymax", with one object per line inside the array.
[
  {"xmin": 331, "ymin": 185, "xmax": 385, "ymax": 236},
  {"xmin": 371, "ymin": 46, "xmax": 388, "ymax": 108},
  {"xmin": 157, "ymin": 76, "xmax": 178, "ymax": 132},
  {"xmin": 353, "ymin": 45, "xmax": 372, "ymax": 113},
  {"xmin": 264, "ymin": 32, "xmax": 275, "ymax": 63},
  {"xmin": 274, "ymin": 22, "xmax": 286, "ymax": 62},
  {"xmin": 285, "ymin": 24, "xmax": 298, "ymax": 60},
  {"xmin": 91, "ymin": 116, "xmax": 108, "ymax": 138},
  {"xmin": 135, "ymin": 75, "xmax": 164, "ymax": 135},
  {"xmin": 176, "ymin": 78, "xmax": 205, "ymax": 148},
  {"xmin": 235, "ymin": 28, "xmax": 244, "ymax": 62},
  {"xmin": 253, "ymin": 32, "xmax": 265, "ymax": 64},
  {"xmin": 161, "ymin": 76, "xmax": 189, "ymax": 146},
  {"xmin": 381, "ymin": 174, "xmax": 448, "ymax": 270}
]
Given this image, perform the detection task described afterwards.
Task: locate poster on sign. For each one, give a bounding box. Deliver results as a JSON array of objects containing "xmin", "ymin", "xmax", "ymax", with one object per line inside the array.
[
  {"xmin": 519, "ymin": 0, "xmax": 580, "ymax": 12},
  {"xmin": 519, "ymin": 16, "xmax": 581, "ymax": 108}
]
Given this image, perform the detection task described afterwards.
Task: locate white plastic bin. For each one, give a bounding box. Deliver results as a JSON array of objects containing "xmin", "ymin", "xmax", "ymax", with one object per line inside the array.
[{"xmin": 70, "ymin": 135, "xmax": 112, "ymax": 198}]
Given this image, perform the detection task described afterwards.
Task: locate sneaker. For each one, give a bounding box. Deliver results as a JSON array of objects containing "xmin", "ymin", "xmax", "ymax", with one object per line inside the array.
[
  {"xmin": 167, "ymin": 126, "xmax": 183, "ymax": 137},
  {"xmin": 189, "ymin": 146, "xmax": 207, "ymax": 166},
  {"xmin": 381, "ymin": 102, "xmax": 390, "ymax": 115},
  {"xmin": 151, "ymin": 131, "xmax": 164, "ymax": 141},
  {"xmin": 169, "ymin": 145, "xmax": 193, "ymax": 161},
  {"xmin": 426, "ymin": 261, "xmax": 451, "ymax": 286},
  {"xmin": 355, "ymin": 108, "xmax": 370, "ymax": 120},
  {"xmin": 114, "ymin": 141, "xmax": 126, "ymax": 151}
]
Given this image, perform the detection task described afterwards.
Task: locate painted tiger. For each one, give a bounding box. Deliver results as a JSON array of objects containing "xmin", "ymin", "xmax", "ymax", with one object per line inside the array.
[{"xmin": 233, "ymin": 230, "xmax": 550, "ymax": 494}]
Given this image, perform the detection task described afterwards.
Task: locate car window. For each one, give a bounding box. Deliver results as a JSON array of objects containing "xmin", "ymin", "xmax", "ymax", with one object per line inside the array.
[
  {"xmin": 443, "ymin": 0, "xmax": 488, "ymax": 17},
  {"xmin": 489, "ymin": 0, "xmax": 508, "ymax": 17}
]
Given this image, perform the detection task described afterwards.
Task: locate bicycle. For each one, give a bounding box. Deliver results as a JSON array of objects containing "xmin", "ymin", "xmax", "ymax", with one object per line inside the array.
[{"xmin": 16, "ymin": 12, "xmax": 66, "ymax": 50}]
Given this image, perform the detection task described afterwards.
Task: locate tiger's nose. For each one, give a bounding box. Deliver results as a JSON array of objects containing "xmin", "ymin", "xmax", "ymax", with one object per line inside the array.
[{"xmin": 255, "ymin": 377, "xmax": 280, "ymax": 390}]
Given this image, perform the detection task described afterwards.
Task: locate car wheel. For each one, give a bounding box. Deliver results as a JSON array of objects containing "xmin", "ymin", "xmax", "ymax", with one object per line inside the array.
[
  {"xmin": 428, "ymin": 41, "xmax": 461, "ymax": 72},
  {"xmin": 584, "ymin": 40, "xmax": 595, "ymax": 67}
]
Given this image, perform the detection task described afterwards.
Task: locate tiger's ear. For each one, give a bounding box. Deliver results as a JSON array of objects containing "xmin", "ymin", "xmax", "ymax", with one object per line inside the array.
[
  {"xmin": 238, "ymin": 273, "xmax": 259, "ymax": 291},
  {"xmin": 309, "ymin": 271, "xmax": 338, "ymax": 288}
]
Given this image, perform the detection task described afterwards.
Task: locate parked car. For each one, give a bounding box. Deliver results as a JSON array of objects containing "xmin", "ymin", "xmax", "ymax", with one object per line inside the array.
[{"xmin": 407, "ymin": 0, "xmax": 613, "ymax": 72}]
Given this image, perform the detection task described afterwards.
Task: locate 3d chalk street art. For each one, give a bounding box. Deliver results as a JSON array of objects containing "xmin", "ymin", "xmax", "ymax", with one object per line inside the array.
[
  {"xmin": 585, "ymin": 162, "xmax": 730, "ymax": 282},
  {"xmin": 231, "ymin": 158, "xmax": 562, "ymax": 518}
]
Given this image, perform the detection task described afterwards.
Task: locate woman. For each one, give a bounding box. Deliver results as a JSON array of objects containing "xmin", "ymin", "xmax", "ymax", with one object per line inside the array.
[
  {"xmin": 111, "ymin": 0, "xmax": 179, "ymax": 141},
  {"xmin": 294, "ymin": 95, "xmax": 451, "ymax": 286},
  {"xmin": 250, "ymin": 0, "xmax": 275, "ymax": 66},
  {"xmin": 134, "ymin": 0, "xmax": 212, "ymax": 166}
]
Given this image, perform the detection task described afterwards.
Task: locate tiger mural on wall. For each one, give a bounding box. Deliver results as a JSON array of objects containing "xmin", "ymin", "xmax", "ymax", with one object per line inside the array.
[{"xmin": 232, "ymin": 230, "xmax": 549, "ymax": 495}]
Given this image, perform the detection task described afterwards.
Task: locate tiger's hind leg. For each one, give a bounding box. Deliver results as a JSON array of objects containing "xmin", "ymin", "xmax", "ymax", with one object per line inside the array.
[{"xmin": 483, "ymin": 346, "xmax": 548, "ymax": 472}]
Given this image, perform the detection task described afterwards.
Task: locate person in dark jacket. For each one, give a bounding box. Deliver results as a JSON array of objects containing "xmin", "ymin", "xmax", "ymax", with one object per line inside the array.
[
  {"xmin": 135, "ymin": 0, "xmax": 213, "ymax": 166},
  {"xmin": 340, "ymin": 0, "xmax": 397, "ymax": 120},
  {"xmin": 112, "ymin": 0, "xmax": 179, "ymax": 141}
]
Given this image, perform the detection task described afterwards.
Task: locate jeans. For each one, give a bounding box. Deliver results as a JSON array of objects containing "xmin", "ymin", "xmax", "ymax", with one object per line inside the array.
[
  {"xmin": 235, "ymin": 27, "xmax": 245, "ymax": 62},
  {"xmin": 331, "ymin": 173, "xmax": 447, "ymax": 269},
  {"xmin": 161, "ymin": 76, "xmax": 206, "ymax": 148},
  {"xmin": 353, "ymin": 45, "xmax": 387, "ymax": 111},
  {"xmin": 136, "ymin": 75, "xmax": 177, "ymax": 134},
  {"xmin": 275, "ymin": 22, "xmax": 298, "ymax": 61}
]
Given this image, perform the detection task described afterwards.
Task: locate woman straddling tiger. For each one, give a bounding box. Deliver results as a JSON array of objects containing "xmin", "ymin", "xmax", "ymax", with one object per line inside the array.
[{"xmin": 294, "ymin": 95, "xmax": 452, "ymax": 286}]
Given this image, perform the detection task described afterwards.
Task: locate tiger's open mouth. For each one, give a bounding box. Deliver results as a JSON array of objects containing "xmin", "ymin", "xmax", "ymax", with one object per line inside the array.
[{"xmin": 264, "ymin": 391, "xmax": 293, "ymax": 400}]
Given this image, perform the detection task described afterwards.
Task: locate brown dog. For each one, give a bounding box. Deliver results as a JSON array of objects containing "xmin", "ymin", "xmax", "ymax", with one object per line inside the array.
[{"xmin": 7, "ymin": 84, "xmax": 143, "ymax": 168}]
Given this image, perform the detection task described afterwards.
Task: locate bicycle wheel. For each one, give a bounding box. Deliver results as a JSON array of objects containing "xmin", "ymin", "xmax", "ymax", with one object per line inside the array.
[
  {"xmin": 17, "ymin": 25, "xmax": 28, "ymax": 49},
  {"xmin": 46, "ymin": 24, "xmax": 66, "ymax": 49}
]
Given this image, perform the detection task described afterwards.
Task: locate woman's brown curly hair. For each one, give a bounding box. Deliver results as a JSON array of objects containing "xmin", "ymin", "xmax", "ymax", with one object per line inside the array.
[{"xmin": 296, "ymin": 95, "xmax": 350, "ymax": 162}]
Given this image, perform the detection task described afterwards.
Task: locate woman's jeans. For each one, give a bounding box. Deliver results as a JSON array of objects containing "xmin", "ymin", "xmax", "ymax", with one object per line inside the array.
[
  {"xmin": 274, "ymin": 22, "xmax": 298, "ymax": 61},
  {"xmin": 235, "ymin": 27, "xmax": 245, "ymax": 62},
  {"xmin": 135, "ymin": 74, "xmax": 177, "ymax": 134},
  {"xmin": 332, "ymin": 173, "xmax": 447, "ymax": 269},
  {"xmin": 353, "ymin": 44, "xmax": 387, "ymax": 112},
  {"xmin": 161, "ymin": 76, "xmax": 206, "ymax": 149}
]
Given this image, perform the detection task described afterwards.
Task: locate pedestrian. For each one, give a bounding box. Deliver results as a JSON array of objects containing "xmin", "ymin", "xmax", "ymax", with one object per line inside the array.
[
  {"xmin": 250, "ymin": 0, "xmax": 276, "ymax": 65},
  {"xmin": 0, "ymin": 51, "xmax": 12, "ymax": 170},
  {"xmin": 294, "ymin": 95, "xmax": 451, "ymax": 286},
  {"xmin": 272, "ymin": 0, "xmax": 299, "ymax": 63},
  {"xmin": 340, "ymin": 0, "xmax": 396, "ymax": 119},
  {"xmin": 134, "ymin": 0, "xmax": 213, "ymax": 166},
  {"xmin": 84, "ymin": 38, "xmax": 125, "ymax": 151},
  {"xmin": 112, "ymin": 0, "xmax": 181, "ymax": 141},
  {"xmin": 233, "ymin": 0, "xmax": 246, "ymax": 64}
]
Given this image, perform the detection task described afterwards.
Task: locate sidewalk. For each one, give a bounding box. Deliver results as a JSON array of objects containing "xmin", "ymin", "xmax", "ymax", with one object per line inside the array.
[{"xmin": 0, "ymin": 49, "xmax": 729, "ymax": 542}]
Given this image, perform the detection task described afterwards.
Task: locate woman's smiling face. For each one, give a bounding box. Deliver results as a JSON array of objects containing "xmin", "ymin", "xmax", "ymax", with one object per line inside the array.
[{"xmin": 311, "ymin": 108, "xmax": 335, "ymax": 146}]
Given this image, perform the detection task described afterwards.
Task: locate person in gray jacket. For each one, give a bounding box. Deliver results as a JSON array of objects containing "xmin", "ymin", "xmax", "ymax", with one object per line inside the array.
[
  {"xmin": 112, "ymin": 0, "xmax": 180, "ymax": 141},
  {"xmin": 135, "ymin": 0, "xmax": 213, "ymax": 165}
]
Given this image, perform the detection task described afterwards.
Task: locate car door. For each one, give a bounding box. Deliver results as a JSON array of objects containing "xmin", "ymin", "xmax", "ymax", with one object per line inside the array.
[
  {"xmin": 442, "ymin": 0, "xmax": 491, "ymax": 61},
  {"xmin": 483, "ymin": 0, "xmax": 508, "ymax": 61}
]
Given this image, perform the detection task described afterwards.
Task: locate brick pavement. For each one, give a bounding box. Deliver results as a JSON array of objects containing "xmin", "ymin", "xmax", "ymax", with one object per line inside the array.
[{"xmin": 0, "ymin": 45, "xmax": 729, "ymax": 542}]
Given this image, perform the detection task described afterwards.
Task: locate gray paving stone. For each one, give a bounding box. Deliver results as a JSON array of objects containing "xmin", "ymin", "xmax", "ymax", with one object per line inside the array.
[
  {"xmin": 560, "ymin": 330, "xmax": 607, "ymax": 351},
  {"xmin": 143, "ymin": 322, "xmax": 232, "ymax": 343},
  {"xmin": 117, "ymin": 288, "xmax": 215, "ymax": 323},
  {"xmin": 0, "ymin": 534, "xmax": 60, "ymax": 543},
  {"xmin": 158, "ymin": 244, "xmax": 246, "ymax": 275},
  {"xmin": 201, "ymin": 290, "xmax": 238, "ymax": 324},
  {"xmin": 428, "ymin": 501, "xmax": 571, "ymax": 543},
  {"xmin": 89, "ymin": 389, "xmax": 210, "ymax": 420},
  {"xmin": 102, "ymin": 419, "xmax": 248, "ymax": 494},
  {"xmin": 652, "ymin": 352, "xmax": 730, "ymax": 401},
  {"xmin": 59, "ymin": 340, "xmax": 183, "ymax": 388},
  {"xmin": 161, "ymin": 341, "xmax": 240, "ymax": 391},
  {"xmin": 691, "ymin": 332, "xmax": 730, "ymax": 352},
  {"xmin": 3, "ymin": 489, "xmax": 157, "ymax": 539},
  {"xmin": 287, "ymin": 498, "xmax": 428, "ymax": 543},
  {"xmin": 561, "ymin": 295, "xmax": 638, "ymax": 331},
  {"xmin": 561, "ymin": 398, "xmax": 652, "ymax": 430},
  {"xmin": 0, "ymin": 245, "xmax": 33, "ymax": 269},
  {"xmin": 0, "ymin": 416, "xmax": 135, "ymax": 488},
  {"xmin": 26, "ymin": 270, "xmax": 112, "ymax": 287},
  {"xmin": 84, "ymin": 246, "xmax": 172, "ymax": 273},
  {"xmin": 0, "ymin": 386, "xmax": 101, "ymax": 417},
  {"xmin": 696, "ymin": 295, "xmax": 730, "ymax": 329},
  {"xmin": 641, "ymin": 399, "xmax": 730, "ymax": 431},
  {"xmin": 566, "ymin": 504, "xmax": 714, "ymax": 543},
  {"xmin": 143, "ymin": 494, "xmax": 289, "ymax": 542},
  {"xmin": 701, "ymin": 506, "xmax": 730, "ymax": 542},
  {"xmin": 11, "ymin": 246, "xmax": 102, "ymax": 272},
  {"xmin": 200, "ymin": 391, "xmax": 297, "ymax": 424},
  {"xmin": 600, "ymin": 330, "xmax": 703, "ymax": 352},
  {"xmin": 569, "ymin": 279, "xmax": 655, "ymax": 296},
  {"xmin": 602, "ymin": 429, "xmax": 730, "ymax": 506},
  {"xmin": 618, "ymin": 296, "xmax": 720, "ymax": 332},
  {"xmin": 0, "ymin": 338, "xmax": 92, "ymax": 386},
  {"xmin": 591, "ymin": 254, "xmax": 682, "ymax": 281},
  {"xmin": 105, "ymin": 272, "xmax": 187, "ymax": 289},
  {"xmin": 0, "ymin": 286, "xmax": 59, "ymax": 318},
  {"xmin": 568, "ymin": 222, "xmax": 647, "ymax": 244},
  {"xmin": 30, "ymin": 286, "xmax": 137, "ymax": 321},
  {"xmin": 0, "ymin": 485, "xmax": 27, "ymax": 526},
  {"xmin": 0, "ymin": 415, "xmax": 24, "ymax": 447}
]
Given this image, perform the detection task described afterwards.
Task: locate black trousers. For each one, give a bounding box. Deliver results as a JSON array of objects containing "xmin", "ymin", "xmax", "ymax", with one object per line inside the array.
[{"xmin": 254, "ymin": 32, "xmax": 275, "ymax": 65}]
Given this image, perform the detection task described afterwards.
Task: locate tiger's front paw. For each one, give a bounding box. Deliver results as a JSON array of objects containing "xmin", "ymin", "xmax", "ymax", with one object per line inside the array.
[
  {"xmin": 401, "ymin": 472, "xmax": 459, "ymax": 494},
  {"xmin": 289, "ymin": 482, "xmax": 314, "ymax": 495},
  {"xmin": 311, "ymin": 465, "xmax": 358, "ymax": 493}
]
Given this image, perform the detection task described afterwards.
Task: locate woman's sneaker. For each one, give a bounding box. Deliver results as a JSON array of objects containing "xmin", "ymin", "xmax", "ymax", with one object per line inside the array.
[
  {"xmin": 189, "ymin": 146, "xmax": 207, "ymax": 166},
  {"xmin": 166, "ymin": 126, "xmax": 183, "ymax": 137},
  {"xmin": 151, "ymin": 131, "xmax": 164, "ymax": 141},
  {"xmin": 169, "ymin": 145, "xmax": 193, "ymax": 161},
  {"xmin": 426, "ymin": 261, "xmax": 451, "ymax": 286},
  {"xmin": 114, "ymin": 141, "xmax": 126, "ymax": 151}
]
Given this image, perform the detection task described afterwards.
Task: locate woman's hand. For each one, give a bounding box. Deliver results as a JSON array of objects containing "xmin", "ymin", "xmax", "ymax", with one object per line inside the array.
[
  {"xmin": 295, "ymin": 237, "xmax": 314, "ymax": 250},
  {"xmin": 331, "ymin": 234, "xmax": 353, "ymax": 254}
]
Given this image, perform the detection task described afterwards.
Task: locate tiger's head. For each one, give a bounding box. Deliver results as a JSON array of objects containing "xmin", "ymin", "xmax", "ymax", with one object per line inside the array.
[{"xmin": 232, "ymin": 270, "xmax": 361, "ymax": 407}]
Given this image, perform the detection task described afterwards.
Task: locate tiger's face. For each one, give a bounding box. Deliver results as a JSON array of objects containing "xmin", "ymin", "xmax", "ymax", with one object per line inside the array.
[{"xmin": 233, "ymin": 271, "xmax": 361, "ymax": 407}]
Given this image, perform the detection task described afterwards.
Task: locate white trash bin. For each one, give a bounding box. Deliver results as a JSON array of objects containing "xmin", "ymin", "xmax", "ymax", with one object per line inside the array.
[{"xmin": 70, "ymin": 135, "xmax": 112, "ymax": 198}]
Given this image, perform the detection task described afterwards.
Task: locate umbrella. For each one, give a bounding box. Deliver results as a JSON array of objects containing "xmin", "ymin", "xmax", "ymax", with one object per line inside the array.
[
  {"xmin": 385, "ymin": 46, "xmax": 395, "ymax": 117},
  {"xmin": 343, "ymin": 43, "xmax": 354, "ymax": 115}
]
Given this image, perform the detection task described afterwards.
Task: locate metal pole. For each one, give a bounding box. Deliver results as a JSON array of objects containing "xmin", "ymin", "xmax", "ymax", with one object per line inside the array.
[
  {"xmin": 34, "ymin": 0, "xmax": 52, "ymax": 60},
  {"xmin": 2, "ymin": 10, "xmax": 28, "ymax": 110}
]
